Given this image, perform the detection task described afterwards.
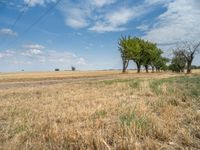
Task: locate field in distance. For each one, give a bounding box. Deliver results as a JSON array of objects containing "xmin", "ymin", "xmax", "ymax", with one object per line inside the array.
[{"xmin": 0, "ymin": 70, "xmax": 200, "ymax": 149}]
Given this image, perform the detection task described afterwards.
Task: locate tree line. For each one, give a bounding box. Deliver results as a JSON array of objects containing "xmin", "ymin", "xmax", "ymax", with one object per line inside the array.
[
  {"xmin": 118, "ymin": 36, "xmax": 200, "ymax": 74},
  {"xmin": 118, "ymin": 36, "xmax": 168, "ymax": 73}
]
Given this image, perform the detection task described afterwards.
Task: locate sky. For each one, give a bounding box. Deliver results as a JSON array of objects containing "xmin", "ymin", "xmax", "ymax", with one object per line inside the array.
[{"xmin": 0, "ymin": 0, "xmax": 200, "ymax": 72}]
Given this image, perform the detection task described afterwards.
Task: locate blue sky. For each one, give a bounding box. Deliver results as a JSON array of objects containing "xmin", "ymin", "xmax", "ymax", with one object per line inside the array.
[{"xmin": 0, "ymin": 0, "xmax": 200, "ymax": 72}]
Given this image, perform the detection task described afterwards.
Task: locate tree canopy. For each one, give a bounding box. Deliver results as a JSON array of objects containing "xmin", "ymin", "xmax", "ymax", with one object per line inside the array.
[{"xmin": 118, "ymin": 36, "xmax": 168, "ymax": 73}]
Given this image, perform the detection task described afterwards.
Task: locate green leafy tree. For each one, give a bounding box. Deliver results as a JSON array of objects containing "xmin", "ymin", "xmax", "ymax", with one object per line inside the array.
[
  {"xmin": 118, "ymin": 36, "xmax": 131, "ymax": 72},
  {"xmin": 129, "ymin": 37, "xmax": 143, "ymax": 73},
  {"xmin": 154, "ymin": 56, "xmax": 169, "ymax": 72},
  {"xmin": 118, "ymin": 35, "xmax": 168, "ymax": 73},
  {"xmin": 151, "ymin": 48, "xmax": 163, "ymax": 72},
  {"xmin": 118, "ymin": 36, "xmax": 142, "ymax": 73},
  {"xmin": 140, "ymin": 40, "xmax": 158, "ymax": 73}
]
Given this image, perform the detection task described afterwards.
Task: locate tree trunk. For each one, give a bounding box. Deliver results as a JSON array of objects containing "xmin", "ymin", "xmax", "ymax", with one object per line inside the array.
[
  {"xmin": 122, "ymin": 61, "xmax": 126, "ymax": 73},
  {"xmin": 136, "ymin": 62, "xmax": 141, "ymax": 73},
  {"xmin": 122, "ymin": 67, "xmax": 126, "ymax": 73},
  {"xmin": 152, "ymin": 66, "xmax": 155, "ymax": 73},
  {"xmin": 145, "ymin": 65, "xmax": 149, "ymax": 73},
  {"xmin": 155, "ymin": 67, "xmax": 158, "ymax": 72},
  {"xmin": 122, "ymin": 60, "xmax": 129, "ymax": 73},
  {"xmin": 187, "ymin": 60, "xmax": 192, "ymax": 74}
]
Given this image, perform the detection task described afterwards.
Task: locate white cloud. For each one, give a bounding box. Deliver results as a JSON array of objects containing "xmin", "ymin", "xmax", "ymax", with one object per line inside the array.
[
  {"xmin": 59, "ymin": 0, "xmax": 149, "ymax": 32},
  {"xmin": 143, "ymin": 0, "xmax": 200, "ymax": 44},
  {"xmin": 90, "ymin": 0, "xmax": 117, "ymax": 7},
  {"xmin": 144, "ymin": 0, "xmax": 172, "ymax": 6},
  {"xmin": 31, "ymin": 49, "xmax": 43, "ymax": 55},
  {"xmin": 59, "ymin": 2, "xmax": 90, "ymax": 29},
  {"xmin": 0, "ymin": 44, "xmax": 87, "ymax": 71},
  {"xmin": 24, "ymin": 0, "xmax": 56, "ymax": 7},
  {"xmin": 23, "ymin": 44, "xmax": 45, "ymax": 49},
  {"xmin": 64, "ymin": 9, "xmax": 89, "ymax": 29},
  {"xmin": 89, "ymin": 7, "xmax": 145, "ymax": 33},
  {"xmin": 22, "ymin": 44, "xmax": 44, "ymax": 56},
  {"xmin": 13, "ymin": 60, "xmax": 32, "ymax": 65},
  {"xmin": 136, "ymin": 24, "xmax": 149, "ymax": 32},
  {"xmin": 0, "ymin": 53, "xmax": 3, "ymax": 58},
  {"xmin": 106, "ymin": 8, "xmax": 135, "ymax": 26},
  {"xmin": 89, "ymin": 23, "xmax": 125, "ymax": 33},
  {"xmin": 0, "ymin": 28, "xmax": 17, "ymax": 36},
  {"xmin": 77, "ymin": 58, "xmax": 86, "ymax": 65},
  {"xmin": 0, "ymin": 50, "xmax": 16, "ymax": 58}
]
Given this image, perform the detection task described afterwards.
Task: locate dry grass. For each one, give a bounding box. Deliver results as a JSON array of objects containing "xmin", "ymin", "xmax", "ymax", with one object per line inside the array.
[{"xmin": 0, "ymin": 70, "xmax": 200, "ymax": 150}]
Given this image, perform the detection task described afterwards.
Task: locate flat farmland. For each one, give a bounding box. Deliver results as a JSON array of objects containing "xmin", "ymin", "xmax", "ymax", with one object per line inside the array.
[{"xmin": 0, "ymin": 71, "xmax": 200, "ymax": 149}]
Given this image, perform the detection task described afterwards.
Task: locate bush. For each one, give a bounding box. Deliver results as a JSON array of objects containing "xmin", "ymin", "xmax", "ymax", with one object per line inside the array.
[{"xmin": 71, "ymin": 66, "xmax": 76, "ymax": 71}]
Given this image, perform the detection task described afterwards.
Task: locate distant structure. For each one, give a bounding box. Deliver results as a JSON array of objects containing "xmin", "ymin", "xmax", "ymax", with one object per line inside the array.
[
  {"xmin": 55, "ymin": 68, "xmax": 60, "ymax": 71},
  {"xmin": 71, "ymin": 66, "xmax": 76, "ymax": 71}
]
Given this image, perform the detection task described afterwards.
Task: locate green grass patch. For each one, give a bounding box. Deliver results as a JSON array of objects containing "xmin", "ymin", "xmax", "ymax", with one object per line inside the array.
[
  {"xmin": 119, "ymin": 109, "xmax": 151, "ymax": 131},
  {"xmin": 102, "ymin": 79, "xmax": 131, "ymax": 85},
  {"xmin": 149, "ymin": 76, "xmax": 200, "ymax": 97},
  {"xmin": 129, "ymin": 80, "xmax": 140, "ymax": 89},
  {"xmin": 120, "ymin": 111, "xmax": 136, "ymax": 126},
  {"xmin": 149, "ymin": 79, "xmax": 165, "ymax": 95},
  {"xmin": 95, "ymin": 110, "xmax": 107, "ymax": 118},
  {"xmin": 102, "ymin": 79, "xmax": 140, "ymax": 89}
]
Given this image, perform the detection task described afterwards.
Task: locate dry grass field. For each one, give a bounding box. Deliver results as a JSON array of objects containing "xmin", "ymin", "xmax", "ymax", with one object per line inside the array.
[{"xmin": 0, "ymin": 70, "xmax": 200, "ymax": 150}]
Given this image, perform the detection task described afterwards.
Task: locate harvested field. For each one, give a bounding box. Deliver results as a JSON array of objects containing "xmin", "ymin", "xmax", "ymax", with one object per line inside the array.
[{"xmin": 0, "ymin": 71, "xmax": 200, "ymax": 149}]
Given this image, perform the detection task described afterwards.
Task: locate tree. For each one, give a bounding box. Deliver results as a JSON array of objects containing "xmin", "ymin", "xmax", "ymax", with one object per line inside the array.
[
  {"xmin": 118, "ymin": 36, "xmax": 131, "ymax": 73},
  {"xmin": 129, "ymin": 37, "xmax": 143, "ymax": 73},
  {"xmin": 151, "ymin": 48, "xmax": 163, "ymax": 72},
  {"xmin": 169, "ymin": 51, "xmax": 186, "ymax": 72},
  {"xmin": 118, "ymin": 35, "xmax": 167, "ymax": 73},
  {"xmin": 175, "ymin": 41, "xmax": 200, "ymax": 73},
  {"xmin": 118, "ymin": 36, "xmax": 142, "ymax": 73},
  {"xmin": 71, "ymin": 66, "xmax": 76, "ymax": 71},
  {"xmin": 140, "ymin": 40, "xmax": 158, "ymax": 73},
  {"xmin": 154, "ymin": 56, "xmax": 169, "ymax": 72}
]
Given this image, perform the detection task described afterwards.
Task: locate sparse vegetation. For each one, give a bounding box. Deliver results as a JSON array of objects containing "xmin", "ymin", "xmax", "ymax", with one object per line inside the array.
[{"xmin": 0, "ymin": 71, "xmax": 200, "ymax": 149}]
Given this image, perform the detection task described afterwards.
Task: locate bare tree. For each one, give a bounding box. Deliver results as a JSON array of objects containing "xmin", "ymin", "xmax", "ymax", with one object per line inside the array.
[{"xmin": 176, "ymin": 41, "xmax": 200, "ymax": 73}]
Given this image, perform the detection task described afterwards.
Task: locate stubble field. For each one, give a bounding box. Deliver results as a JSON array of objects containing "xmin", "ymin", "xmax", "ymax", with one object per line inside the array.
[{"xmin": 0, "ymin": 70, "xmax": 200, "ymax": 150}]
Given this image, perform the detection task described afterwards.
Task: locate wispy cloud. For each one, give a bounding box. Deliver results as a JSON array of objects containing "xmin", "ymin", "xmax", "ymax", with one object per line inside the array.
[
  {"xmin": 24, "ymin": 0, "xmax": 57, "ymax": 7},
  {"xmin": 89, "ymin": 7, "xmax": 142, "ymax": 33},
  {"xmin": 21, "ymin": 0, "xmax": 157, "ymax": 33},
  {"xmin": 0, "ymin": 43, "xmax": 87, "ymax": 71},
  {"xmin": 0, "ymin": 50, "xmax": 16, "ymax": 58},
  {"xmin": 23, "ymin": 44, "xmax": 45, "ymax": 50},
  {"xmin": 61, "ymin": 6, "xmax": 89, "ymax": 28},
  {"xmin": 58, "ymin": 0, "xmax": 150, "ymax": 32},
  {"xmin": 136, "ymin": 24, "xmax": 149, "ymax": 32},
  {"xmin": 0, "ymin": 28, "xmax": 17, "ymax": 36},
  {"xmin": 89, "ymin": 0, "xmax": 117, "ymax": 8},
  {"xmin": 142, "ymin": 0, "xmax": 200, "ymax": 44},
  {"xmin": 144, "ymin": 0, "xmax": 172, "ymax": 6}
]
